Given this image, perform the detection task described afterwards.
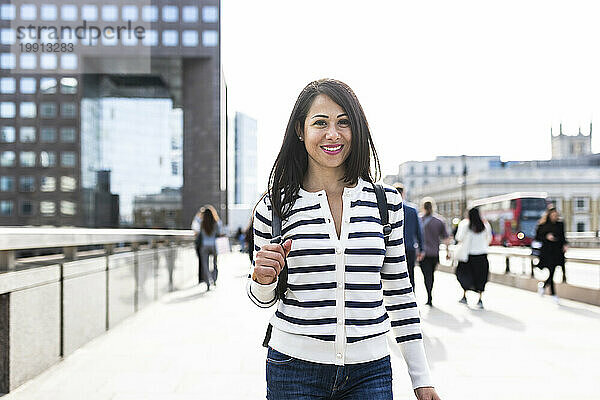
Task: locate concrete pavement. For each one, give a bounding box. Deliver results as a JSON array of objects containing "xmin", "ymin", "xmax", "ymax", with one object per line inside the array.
[{"xmin": 3, "ymin": 252, "xmax": 600, "ymax": 400}]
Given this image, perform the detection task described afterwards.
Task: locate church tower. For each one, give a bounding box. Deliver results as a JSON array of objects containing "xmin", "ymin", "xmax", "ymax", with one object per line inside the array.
[{"xmin": 551, "ymin": 122, "xmax": 593, "ymax": 159}]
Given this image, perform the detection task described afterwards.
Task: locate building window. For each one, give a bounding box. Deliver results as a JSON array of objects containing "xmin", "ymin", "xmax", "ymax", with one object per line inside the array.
[
  {"xmin": 20, "ymin": 200, "xmax": 34, "ymax": 216},
  {"xmin": 1, "ymin": 53, "xmax": 16, "ymax": 69},
  {"xmin": 19, "ymin": 176, "xmax": 35, "ymax": 192},
  {"xmin": 0, "ymin": 151, "xmax": 15, "ymax": 166},
  {"xmin": 40, "ymin": 151, "xmax": 56, "ymax": 167},
  {"xmin": 182, "ymin": 6, "xmax": 198, "ymax": 22},
  {"xmin": 162, "ymin": 5, "xmax": 178, "ymax": 22},
  {"xmin": 81, "ymin": 4, "xmax": 98, "ymax": 20},
  {"xmin": 1, "ymin": 102, "xmax": 15, "ymax": 118},
  {"xmin": 40, "ymin": 77, "xmax": 57, "ymax": 93},
  {"xmin": 423, "ymin": 166, "xmax": 428, "ymax": 175},
  {"xmin": 20, "ymin": 4, "xmax": 37, "ymax": 20},
  {"xmin": 102, "ymin": 5, "xmax": 119, "ymax": 21},
  {"xmin": 61, "ymin": 4, "xmax": 77, "ymax": 21},
  {"xmin": 437, "ymin": 165, "xmax": 441, "ymax": 175},
  {"xmin": 60, "ymin": 127, "xmax": 76, "ymax": 142},
  {"xmin": 202, "ymin": 6, "xmax": 218, "ymax": 23},
  {"xmin": 40, "ymin": 201, "xmax": 56, "ymax": 215},
  {"xmin": 40, "ymin": 102, "xmax": 57, "ymax": 118},
  {"xmin": 1, "ymin": 4, "xmax": 16, "ymax": 20},
  {"xmin": 122, "ymin": 5, "xmax": 138, "ymax": 21},
  {"xmin": 0, "ymin": 176, "xmax": 14, "ymax": 192},
  {"xmin": 40, "ymin": 53, "xmax": 57, "ymax": 69},
  {"xmin": 41, "ymin": 127, "xmax": 57, "ymax": 142},
  {"xmin": 0, "ymin": 28, "xmax": 15, "ymax": 45},
  {"xmin": 162, "ymin": 30, "xmax": 178, "ymax": 46},
  {"xmin": 1, "ymin": 126, "xmax": 15, "ymax": 142},
  {"xmin": 450, "ymin": 165, "xmax": 456, "ymax": 174},
  {"xmin": 0, "ymin": 200, "xmax": 13, "ymax": 216},
  {"xmin": 61, "ymin": 102, "xmax": 77, "ymax": 118},
  {"xmin": 60, "ymin": 176, "xmax": 76, "ymax": 191},
  {"xmin": 20, "ymin": 151, "xmax": 36, "ymax": 167},
  {"xmin": 80, "ymin": 29, "xmax": 98, "ymax": 46},
  {"xmin": 61, "ymin": 151, "xmax": 76, "ymax": 167},
  {"xmin": 0, "ymin": 77, "xmax": 15, "ymax": 93},
  {"xmin": 574, "ymin": 197, "xmax": 589, "ymax": 212},
  {"xmin": 576, "ymin": 222, "xmax": 585, "ymax": 232},
  {"xmin": 182, "ymin": 30, "xmax": 198, "ymax": 47},
  {"xmin": 171, "ymin": 161, "xmax": 178, "ymax": 175},
  {"xmin": 142, "ymin": 30, "xmax": 158, "ymax": 46},
  {"xmin": 60, "ymin": 54, "xmax": 78, "ymax": 70},
  {"xmin": 202, "ymin": 30, "xmax": 218, "ymax": 47},
  {"xmin": 41, "ymin": 5, "xmax": 58, "ymax": 21},
  {"xmin": 20, "ymin": 102, "xmax": 36, "ymax": 118},
  {"xmin": 20, "ymin": 53, "xmax": 36, "ymax": 69},
  {"xmin": 61, "ymin": 200, "xmax": 76, "ymax": 215},
  {"xmin": 19, "ymin": 77, "xmax": 36, "ymax": 94},
  {"xmin": 40, "ymin": 176, "xmax": 56, "ymax": 192},
  {"xmin": 122, "ymin": 31, "xmax": 138, "ymax": 46},
  {"xmin": 40, "ymin": 28, "xmax": 57, "ymax": 44},
  {"xmin": 20, "ymin": 126, "xmax": 36, "ymax": 142},
  {"xmin": 101, "ymin": 33, "xmax": 118, "ymax": 46},
  {"xmin": 142, "ymin": 5, "xmax": 158, "ymax": 22}
]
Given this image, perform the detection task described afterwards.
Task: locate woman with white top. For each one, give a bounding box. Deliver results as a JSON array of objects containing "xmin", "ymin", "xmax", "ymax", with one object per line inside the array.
[
  {"xmin": 454, "ymin": 207, "xmax": 492, "ymax": 309},
  {"xmin": 247, "ymin": 79, "xmax": 441, "ymax": 400}
]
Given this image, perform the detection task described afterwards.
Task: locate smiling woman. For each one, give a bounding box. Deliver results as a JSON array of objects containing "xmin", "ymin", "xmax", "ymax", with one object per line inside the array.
[{"xmin": 246, "ymin": 79, "xmax": 442, "ymax": 400}]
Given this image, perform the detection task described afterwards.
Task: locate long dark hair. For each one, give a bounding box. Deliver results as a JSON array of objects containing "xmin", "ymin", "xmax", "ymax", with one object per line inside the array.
[
  {"xmin": 468, "ymin": 207, "xmax": 485, "ymax": 233},
  {"xmin": 268, "ymin": 78, "xmax": 381, "ymax": 220},
  {"xmin": 201, "ymin": 205, "xmax": 219, "ymax": 235}
]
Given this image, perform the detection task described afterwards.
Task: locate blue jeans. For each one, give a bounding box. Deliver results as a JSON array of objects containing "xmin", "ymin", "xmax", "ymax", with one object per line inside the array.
[{"xmin": 266, "ymin": 347, "xmax": 393, "ymax": 399}]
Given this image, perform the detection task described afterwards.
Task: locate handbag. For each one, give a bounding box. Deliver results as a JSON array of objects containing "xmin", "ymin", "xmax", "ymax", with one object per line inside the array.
[
  {"xmin": 215, "ymin": 236, "xmax": 230, "ymax": 255},
  {"xmin": 453, "ymin": 228, "xmax": 472, "ymax": 264}
]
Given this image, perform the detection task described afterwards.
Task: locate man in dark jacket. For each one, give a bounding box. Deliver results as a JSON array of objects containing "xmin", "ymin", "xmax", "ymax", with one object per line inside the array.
[
  {"xmin": 419, "ymin": 197, "xmax": 450, "ymax": 306},
  {"xmin": 394, "ymin": 183, "xmax": 424, "ymax": 292}
]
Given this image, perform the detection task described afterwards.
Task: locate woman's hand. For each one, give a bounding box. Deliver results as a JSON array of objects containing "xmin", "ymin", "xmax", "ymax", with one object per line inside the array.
[
  {"xmin": 562, "ymin": 244, "xmax": 569, "ymax": 253},
  {"xmin": 253, "ymin": 239, "xmax": 292, "ymax": 285},
  {"xmin": 414, "ymin": 386, "xmax": 441, "ymax": 400},
  {"xmin": 546, "ymin": 233, "xmax": 556, "ymax": 241}
]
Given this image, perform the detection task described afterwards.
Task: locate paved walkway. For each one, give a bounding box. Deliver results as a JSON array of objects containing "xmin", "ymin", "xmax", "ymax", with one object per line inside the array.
[{"xmin": 4, "ymin": 252, "xmax": 600, "ymax": 400}]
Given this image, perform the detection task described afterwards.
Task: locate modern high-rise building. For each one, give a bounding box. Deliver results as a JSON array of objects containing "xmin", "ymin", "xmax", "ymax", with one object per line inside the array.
[{"xmin": 0, "ymin": 0, "xmax": 223, "ymax": 228}]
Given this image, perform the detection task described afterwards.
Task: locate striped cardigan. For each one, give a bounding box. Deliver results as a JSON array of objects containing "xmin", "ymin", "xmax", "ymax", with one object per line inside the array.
[{"xmin": 246, "ymin": 178, "xmax": 432, "ymax": 389}]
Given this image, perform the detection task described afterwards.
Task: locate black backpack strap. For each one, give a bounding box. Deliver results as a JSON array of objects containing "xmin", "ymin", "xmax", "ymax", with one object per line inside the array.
[
  {"xmin": 373, "ymin": 183, "xmax": 392, "ymax": 241},
  {"xmin": 262, "ymin": 206, "xmax": 288, "ymax": 348}
]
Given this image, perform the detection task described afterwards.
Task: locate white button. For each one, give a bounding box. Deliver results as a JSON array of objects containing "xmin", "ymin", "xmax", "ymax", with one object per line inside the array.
[
  {"xmin": 337, "ymin": 282, "xmax": 342, "ymax": 289},
  {"xmin": 336, "ymin": 353, "xmax": 342, "ymax": 359},
  {"xmin": 336, "ymin": 247, "xmax": 342, "ymax": 254},
  {"xmin": 345, "ymin": 217, "xmax": 350, "ymax": 223},
  {"xmin": 337, "ymin": 319, "xmax": 343, "ymax": 325}
]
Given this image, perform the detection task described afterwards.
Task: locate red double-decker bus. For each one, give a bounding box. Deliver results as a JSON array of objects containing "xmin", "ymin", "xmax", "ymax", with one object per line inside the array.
[{"xmin": 470, "ymin": 192, "xmax": 548, "ymax": 247}]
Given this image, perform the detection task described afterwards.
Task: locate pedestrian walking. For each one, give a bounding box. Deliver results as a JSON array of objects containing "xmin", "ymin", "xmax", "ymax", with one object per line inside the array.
[
  {"xmin": 191, "ymin": 205, "xmax": 222, "ymax": 290},
  {"xmin": 454, "ymin": 207, "xmax": 492, "ymax": 309},
  {"xmin": 419, "ymin": 197, "xmax": 450, "ymax": 306},
  {"xmin": 534, "ymin": 206, "xmax": 568, "ymax": 303},
  {"xmin": 246, "ymin": 79, "xmax": 440, "ymax": 400},
  {"xmin": 393, "ymin": 182, "xmax": 424, "ymax": 291}
]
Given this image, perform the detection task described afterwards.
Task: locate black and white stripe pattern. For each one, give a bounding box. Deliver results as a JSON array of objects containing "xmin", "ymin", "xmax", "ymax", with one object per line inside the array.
[{"xmin": 247, "ymin": 178, "xmax": 423, "ymax": 346}]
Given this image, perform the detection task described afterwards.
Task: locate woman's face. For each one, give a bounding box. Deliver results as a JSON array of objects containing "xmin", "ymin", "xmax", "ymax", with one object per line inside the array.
[
  {"xmin": 299, "ymin": 94, "xmax": 352, "ymax": 173},
  {"xmin": 549, "ymin": 210, "xmax": 558, "ymax": 222}
]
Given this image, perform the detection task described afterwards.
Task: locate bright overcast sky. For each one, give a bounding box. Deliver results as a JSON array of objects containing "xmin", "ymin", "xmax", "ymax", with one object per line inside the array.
[{"xmin": 221, "ymin": 0, "xmax": 600, "ymax": 188}]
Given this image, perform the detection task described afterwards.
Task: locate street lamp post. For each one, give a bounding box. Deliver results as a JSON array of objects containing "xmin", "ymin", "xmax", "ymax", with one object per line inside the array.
[{"xmin": 461, "ymin": 154, "xmax": 467, "ymax": 217}]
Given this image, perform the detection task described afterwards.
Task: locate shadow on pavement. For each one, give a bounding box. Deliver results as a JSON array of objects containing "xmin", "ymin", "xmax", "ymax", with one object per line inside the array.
[
  {"xmin": 557, "ymin": 303, "xmax": 600, "ymax": 319},
  {"xmin": 467, "ymin": 308, "xmax": 526, "ymax": 331},
  {"xmin": 422, "ymin": 306, "xmax": 473, "ymax": 332},
  {"xmin": 162, "ymin": 286, "xmax": 209, "ymax": 304}
]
